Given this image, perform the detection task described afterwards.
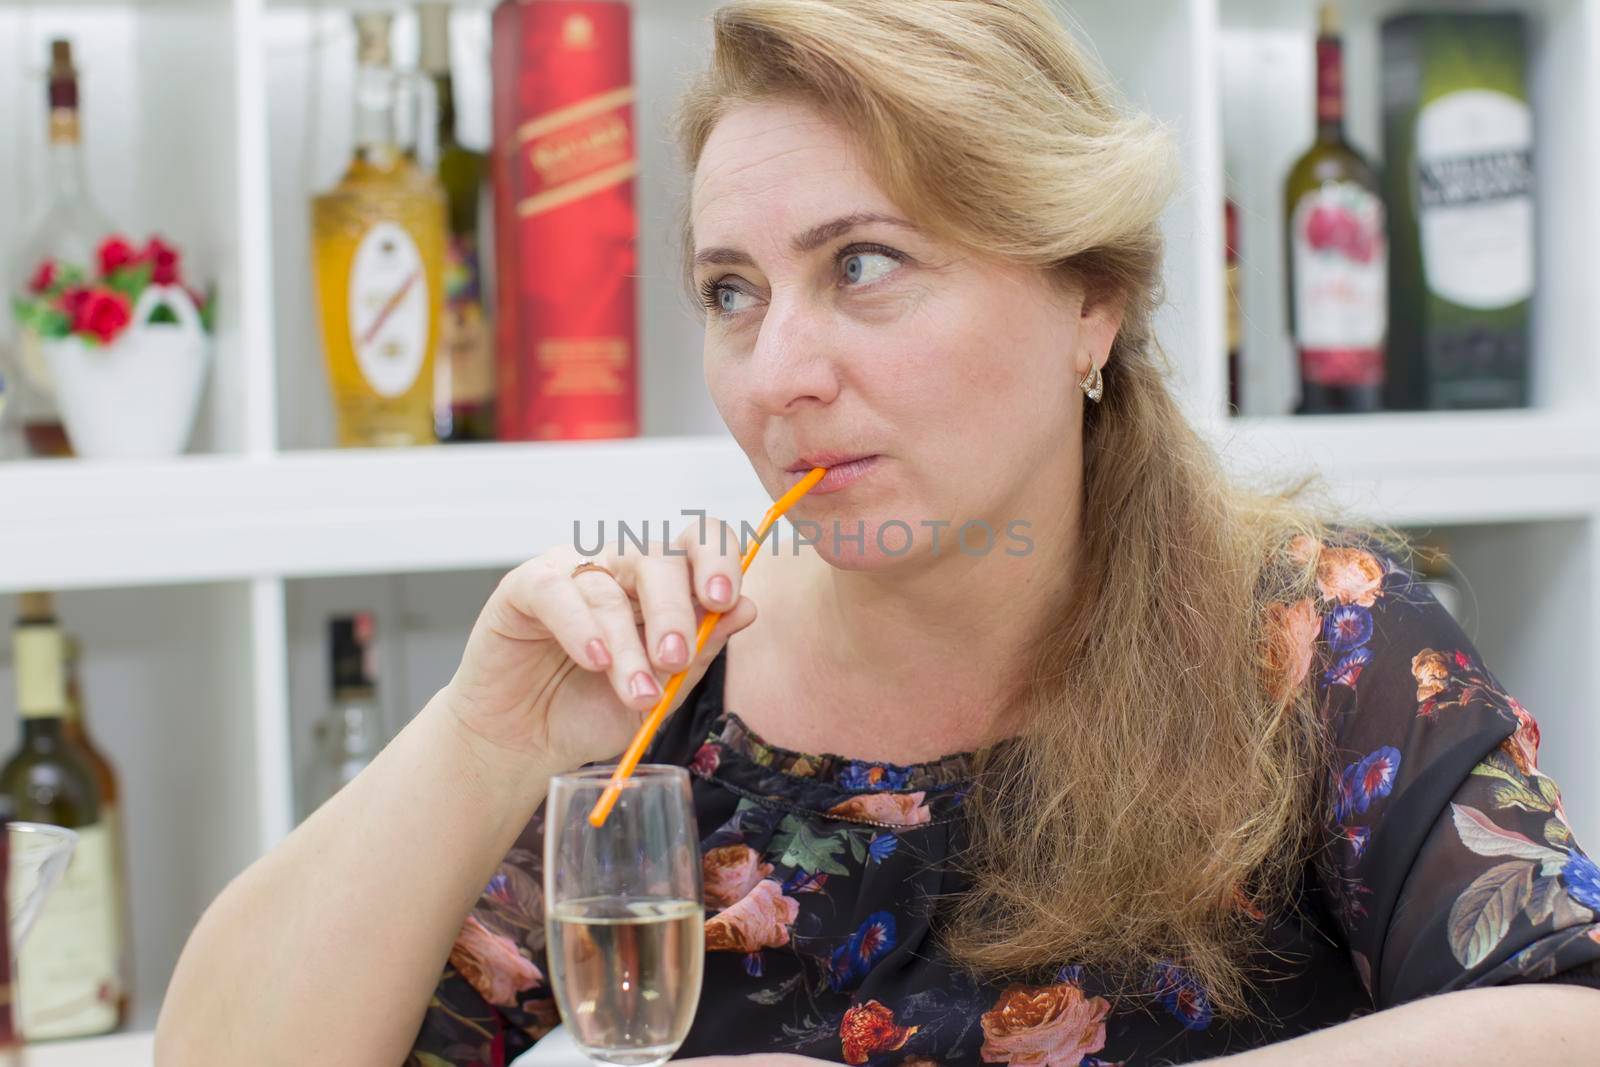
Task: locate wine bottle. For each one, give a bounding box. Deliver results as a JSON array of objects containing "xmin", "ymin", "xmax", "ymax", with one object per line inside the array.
[
  {"xmin": 11, "ymin": 41, "xmax": 117, "ymax": 458},
  {"xmin": 60, "ymin": 636, "xmax": 131, "ymax": 1023},
  {"xmin": 310, "ymin": 12, "xmax": 447, "ymax": 448},
  {"xmin": 0, "ymin": 594, "xmax": 122, "ymax": 1039},
  {"xmin": 1283, "ymin": 3, "xmax": 1389, "ymax": 414},
  {"xmin": 419, "ymin": 3, "xmax": 496, "ymax": 443},
  {"xmin": 299, "ymin": 614, "xmax": 385, "ymax": 819}
]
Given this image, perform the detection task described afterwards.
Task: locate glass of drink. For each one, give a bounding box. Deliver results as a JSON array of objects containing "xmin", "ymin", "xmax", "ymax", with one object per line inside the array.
[{"xmin": 544, "ymin": 765, "xmax": 703, "ymax": 1067}]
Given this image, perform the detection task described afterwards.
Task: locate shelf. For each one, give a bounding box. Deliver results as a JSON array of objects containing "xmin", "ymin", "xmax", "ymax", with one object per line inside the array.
[
  {"xmin": 1211, "ymin": 409, "xmax": 1600, "ymax": 526},
  {"xmin": 0, "ymin": 435, "xmax": 768, "ymax": 592},
  {"xmin": 1, "ymin": 412, "xmax": 1594, "ymax": 592},
  {"xmin": 22, "ymin": 1031, "xmax": 153, "ymax": 1066}
]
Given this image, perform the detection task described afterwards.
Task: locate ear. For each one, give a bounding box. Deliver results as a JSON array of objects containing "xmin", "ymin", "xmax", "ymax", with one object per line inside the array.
[{"xmin": 1076, "ymin": 287, "xmax": 1128, "ymax": 379}]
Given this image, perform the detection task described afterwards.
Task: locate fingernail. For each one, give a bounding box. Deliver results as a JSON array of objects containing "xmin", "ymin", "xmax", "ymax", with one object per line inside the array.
[
  {"xmin": 586, "ymin": 639, "xmax": 611, "ymax": 669},
  {"xmin": 630, "ymin": 671, "xmax": 661, "ymax": 700},
  {"xmin": 708, "ymin": 576, "xmax": 733, "ymax": 605},
  {"xmin": 659, "ymin": 632, "xmax": 688, "ymax": 667}
]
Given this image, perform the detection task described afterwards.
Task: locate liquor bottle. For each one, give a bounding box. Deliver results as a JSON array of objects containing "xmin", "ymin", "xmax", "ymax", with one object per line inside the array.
[
  {"xmin": 0, "ymin": 594, "xmax": 122, "ymax": 1039},
  {"xmin": 1224, "ymin": 196, "xmax": 1242, "ymax": 415},
  {"xmin": 491, "ymin": 0, "xmax": 639, "ymax": 441},
  {"xmin": 311, "ymin": 12, "xmax": 448, "ymax": 448},
  {"xmin": 1283, "ymin": 4, "xmax": 1388, "ymax": 414},
  {"xmin": 1381, "ymin": 13, "xmax": 1533, "ymax": 410},
  {"xmin": 299, "ymin": 614, "xmax": 385, "ymax": 820},
  {"xmin": 61, "ymin": 637, "xmax": 131, "ymax": 1023},
  {"xmin": 419, "ymin": 3, "xmax": 496, "ymax": 443},
  {"xmin": 11, "ymin": 41, "xmax": 116, "ymax": 458}
]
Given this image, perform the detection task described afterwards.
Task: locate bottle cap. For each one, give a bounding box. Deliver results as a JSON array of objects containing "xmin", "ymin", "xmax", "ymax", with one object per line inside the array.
[
  {"xmin": 1318, "ymin": 4, "xmax": 1339, "ymax": 37},
  {"xmin": 354, "ymin": 12, "xmax": 393, "ymax": 67},
  {"xmin": 17, "ymin": 592, "xmax": 55, "ymax": 623}
]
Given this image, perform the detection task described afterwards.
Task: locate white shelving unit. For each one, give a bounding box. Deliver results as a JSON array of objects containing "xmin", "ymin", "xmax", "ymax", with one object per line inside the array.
[{"xmin": 0, "ymin": 0, "xmax": 1597, "ymax": 1060}]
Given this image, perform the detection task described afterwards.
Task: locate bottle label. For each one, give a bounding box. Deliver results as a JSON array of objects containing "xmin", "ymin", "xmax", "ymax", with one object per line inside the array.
[
  {"xmin": 1291, "ymin": 182, "xmax": 1388, "ymax": 387},
  {"xmin": 16, "ymin": 822, "xmax": 120, "ymax": 1039},
  {"xmin": 1416, "ymin": 89, "xmax": 1534, "ymax": 311},
  {"xmin": 439, "ymin": 234, "xmax": 494, "ymax": 407},
  {"xmin": 348, "ymin": 222, "xmax": 430, "ymax": 398}
]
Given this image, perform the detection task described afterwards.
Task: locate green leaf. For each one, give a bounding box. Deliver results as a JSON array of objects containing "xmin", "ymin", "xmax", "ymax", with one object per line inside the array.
[
  {"xmin": 1545, "ymin": 818, "xmax": 1573, "ymax": 850},
  {"xmin": 771, "ymin": 814, "xmax": 850, "ymax": 877},
  {"xmin": 847, "ymin": 829, "xmax": 868, "ymax": 864},
  {"xmin": 1536, "ymin": 775, "xmax": 1563, "ymax": 808},
  {"xmin": 1448, "ymin": 860, "xmax": 1533, "ymax": 968},
  {"xmin": 411, "ymin": 1053, "xmax": 454, "ymax": 1067},
  {"xmin": 1471, "ymin": 754, "xmax": 1523, "ymax": 785},
  {"xmin": 1491, "ymin": 780, "xmax": 1550, "ymax": 813},
  {"xmin": 105, "ymin": 261, "xmax": 152, "ymax": 298}
]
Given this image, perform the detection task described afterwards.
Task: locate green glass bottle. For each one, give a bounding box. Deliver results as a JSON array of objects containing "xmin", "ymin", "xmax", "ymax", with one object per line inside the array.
[
  {"xmin": 1, "ymin": 593, "xmax": 122, "ymax": 1039},
  {"xmin": 1283, "ymin": 3, "xmax": 1389, "ymax": 414},
  {"xmin": 420, "ymin": 3, "xmax": 496, "ymax": 442}
]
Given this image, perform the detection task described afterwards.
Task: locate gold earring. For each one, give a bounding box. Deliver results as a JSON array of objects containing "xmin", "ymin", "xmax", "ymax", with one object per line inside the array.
[{"xmin": 1079, "ymin": 363, "xmax": 1104, "ymax": 403}]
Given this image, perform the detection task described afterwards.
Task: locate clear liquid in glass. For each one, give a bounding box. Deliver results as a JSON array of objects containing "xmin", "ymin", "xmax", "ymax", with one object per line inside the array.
[{"xmin": 546, "ymin": 897, "xmax": 703, "ymax": 1066}]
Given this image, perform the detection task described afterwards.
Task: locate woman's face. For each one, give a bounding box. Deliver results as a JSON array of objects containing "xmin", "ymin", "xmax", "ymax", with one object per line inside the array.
[{"xmin": 691, "ymin": 98, "xmax": 1123, "ymax": 569}]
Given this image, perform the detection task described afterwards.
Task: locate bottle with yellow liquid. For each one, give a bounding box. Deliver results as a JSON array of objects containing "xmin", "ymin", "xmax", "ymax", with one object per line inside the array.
[{"xmin": 311, "ymin": 12, "xmax": 447, "ymax": 447}]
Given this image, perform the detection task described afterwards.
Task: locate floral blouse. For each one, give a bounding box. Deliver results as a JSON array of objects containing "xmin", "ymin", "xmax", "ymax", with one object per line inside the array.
[{"xmin": 408, "ymin": 538, "xmax": 1600, "ymax": 1066}]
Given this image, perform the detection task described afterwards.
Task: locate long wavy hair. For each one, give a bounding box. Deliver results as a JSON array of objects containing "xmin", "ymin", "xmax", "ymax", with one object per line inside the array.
[{"xmin": 671, "ymin": 0, "xmax": 1344, "ymax": 1015}]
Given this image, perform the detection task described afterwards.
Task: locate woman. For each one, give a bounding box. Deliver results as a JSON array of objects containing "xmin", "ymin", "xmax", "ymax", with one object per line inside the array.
[{"xmin": 158, "ymin": 1, "xmax": 1600, "ymax": 1063}]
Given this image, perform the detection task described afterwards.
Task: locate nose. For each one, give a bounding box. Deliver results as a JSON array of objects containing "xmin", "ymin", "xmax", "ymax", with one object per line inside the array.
[{"xmin": 744, "ymin": 290, "xmax": 842, "ymax": 414}]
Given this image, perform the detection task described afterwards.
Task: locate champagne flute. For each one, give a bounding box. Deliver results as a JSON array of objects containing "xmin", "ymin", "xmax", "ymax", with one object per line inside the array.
[{"xmin": 544, "ymin": 765, "xmax": 703, "ymax": 1067}]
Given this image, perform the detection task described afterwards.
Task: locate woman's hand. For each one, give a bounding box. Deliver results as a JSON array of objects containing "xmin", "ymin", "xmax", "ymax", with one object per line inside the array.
[{"xmin": 442, "ymin": 520, "xmax": 757, "ymax": 771}]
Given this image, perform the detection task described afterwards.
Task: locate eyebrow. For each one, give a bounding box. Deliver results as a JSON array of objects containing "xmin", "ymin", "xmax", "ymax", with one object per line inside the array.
[{"xmin": 692, "ymin": 211, "xmax": 919, "ymax": 270}]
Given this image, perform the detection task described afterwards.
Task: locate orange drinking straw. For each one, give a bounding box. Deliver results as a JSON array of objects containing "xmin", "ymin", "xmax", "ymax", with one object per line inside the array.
[{"xmin": 587, "ymin": 466, "xmax": 830, "ymax": 828}]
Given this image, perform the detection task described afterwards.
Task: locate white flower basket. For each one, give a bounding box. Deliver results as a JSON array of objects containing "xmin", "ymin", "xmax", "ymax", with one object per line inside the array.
[{"xmin": 41, "ymin": 285, "xmax": 211, "ymax": 460}]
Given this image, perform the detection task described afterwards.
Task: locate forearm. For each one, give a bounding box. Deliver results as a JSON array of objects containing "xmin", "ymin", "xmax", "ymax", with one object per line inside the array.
[
  {"xmin": 1208, "ymin": 984, "xmax": 1600, "ymax": 1065},
  {"xmin": 157, "ymin": 689, "xmax": 561, "ymax": 1066}
]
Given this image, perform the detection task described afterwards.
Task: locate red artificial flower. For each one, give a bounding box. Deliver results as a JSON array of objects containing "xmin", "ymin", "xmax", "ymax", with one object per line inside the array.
[
  {"xmin": 97, "ymin": 236, "xmax": 139, "ymax": 277},
  {"xmin": 57, "ymin": 286, "xmax": 93, "ymax": 322},
  {"xmin": 27, "ymin": 260, "xmax": 56, "ymax": 294},
  {"xmin": 79, "ymin": 291, "xmax": 132, "ymax": 344},
  {"xmin": 144, "ymin": 236, "xmax": 181, "ymax": 285}
]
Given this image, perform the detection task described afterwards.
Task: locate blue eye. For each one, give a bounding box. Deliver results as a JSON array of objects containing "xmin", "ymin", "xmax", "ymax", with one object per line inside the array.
[{"xmin": 841, "ymin": 250, "xmax": 899, "ymax": 286}]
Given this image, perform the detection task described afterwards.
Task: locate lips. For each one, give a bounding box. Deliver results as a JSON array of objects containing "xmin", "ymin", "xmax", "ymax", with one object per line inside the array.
[
  {"xmin": 785, "ymin": 451, "xmax": 876, "ymax": 473},
  {"xmin": 786, "ymin": 455, "xmax": 881, "ymax": 495}
]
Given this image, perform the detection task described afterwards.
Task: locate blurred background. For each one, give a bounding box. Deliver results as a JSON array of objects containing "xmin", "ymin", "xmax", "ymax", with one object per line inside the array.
[{"xmin": 0, "ymin": 0, "xmax": 1594, "ymax": 1059}]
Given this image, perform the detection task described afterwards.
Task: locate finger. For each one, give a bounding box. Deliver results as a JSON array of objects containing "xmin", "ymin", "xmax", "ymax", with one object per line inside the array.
[
  {"xmin": 632, "ymin": 548, "xmax": 697, "ymax": 674},
  {"xmin": 495, "ymin": 557, "xmax": 613, "ymax": 671},
  {"xmin": 572, "ymin": 565, "xmax": 664, "ymax": 712},
  {"xmin": 680, "ymin": 517, "xmax": 745, "ymax": 613}
]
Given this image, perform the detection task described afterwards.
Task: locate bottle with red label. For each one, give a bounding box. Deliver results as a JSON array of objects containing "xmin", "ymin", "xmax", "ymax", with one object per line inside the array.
[
  {"xmin": 1282, "ymin": 3, "xmax": 1389, "ymax": 414},
  {"xmin": 490, "ymin": 0, "xmax": 639, "ymax": 441}
]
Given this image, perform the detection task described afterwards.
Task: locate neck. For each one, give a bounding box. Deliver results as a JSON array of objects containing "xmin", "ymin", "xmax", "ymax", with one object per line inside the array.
[
  {"xmin": 47, "ymin": 113, "xmax": 87, "ymax": 198},
  {"xmin": 353, "ymin": 63, "xmax": 399, "ymax": 160},
  {"xmin": 777, "ymin": 465, "xmax": 1081, "ymax": 749}
]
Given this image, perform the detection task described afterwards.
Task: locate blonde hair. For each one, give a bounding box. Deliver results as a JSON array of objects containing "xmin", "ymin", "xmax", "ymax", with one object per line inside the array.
[{"xmin": 672, "ymin": 0, "xmax": 1345, "ymax": 1015}]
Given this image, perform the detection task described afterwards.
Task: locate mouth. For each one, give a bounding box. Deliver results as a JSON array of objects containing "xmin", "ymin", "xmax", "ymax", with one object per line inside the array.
[
  {"xmin": 783, "ymin": 454, "xmax": 882, "ymax": 495},
  {"xmin": 784, "ymin": 451, "xmax": 877, "ymax": 473}
]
